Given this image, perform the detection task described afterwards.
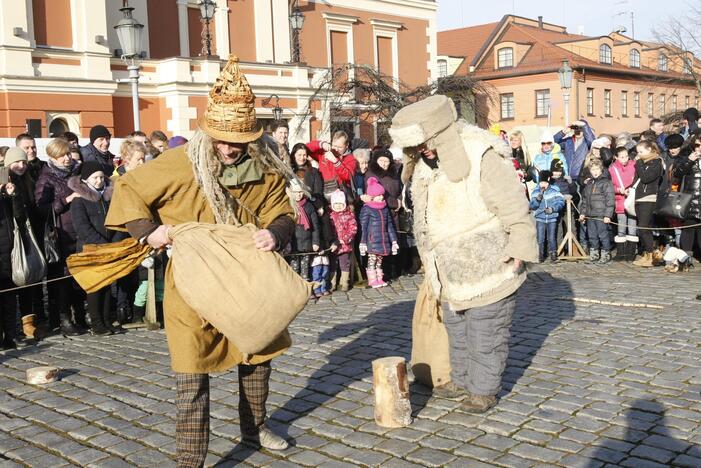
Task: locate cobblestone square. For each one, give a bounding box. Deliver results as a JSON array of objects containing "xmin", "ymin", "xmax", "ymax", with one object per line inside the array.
[{"xmin": 1, "ymin": 262, "xmax": 700, "ymax": 467}]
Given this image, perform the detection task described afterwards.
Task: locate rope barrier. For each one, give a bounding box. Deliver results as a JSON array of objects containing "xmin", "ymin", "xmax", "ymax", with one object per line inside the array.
[
  {"xmin": 569, "ymin": 203, "xmax": 701, "ymax": 231},
  {"xmin": 0, "ymin": 275, "xmax": 73, "ymax": 294}
]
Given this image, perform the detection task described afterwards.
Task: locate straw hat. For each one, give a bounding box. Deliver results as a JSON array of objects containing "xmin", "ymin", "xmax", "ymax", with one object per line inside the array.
[{"xmin": 197, "ymin": 55, "xmax": 263, "ymax": 143}]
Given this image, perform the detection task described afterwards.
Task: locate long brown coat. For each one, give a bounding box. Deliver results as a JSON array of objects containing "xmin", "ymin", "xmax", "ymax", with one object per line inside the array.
[{"xmin": 105, "ymin": 146, "xmax": 295, "ymax": 373}]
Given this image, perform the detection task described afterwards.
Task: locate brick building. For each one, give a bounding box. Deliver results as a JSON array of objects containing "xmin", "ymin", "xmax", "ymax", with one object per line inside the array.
[
  {"xmin": 438, "ymin": 15, "xmax": 701, "ymax": 135},
  {"xmin": 0, "ymin": 0, "xmax": 437, "ymax": 143}
]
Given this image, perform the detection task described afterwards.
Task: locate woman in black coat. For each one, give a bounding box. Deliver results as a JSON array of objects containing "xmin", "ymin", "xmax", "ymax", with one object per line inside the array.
[
  {"xmin": 633, "ymin": 141, "xmax": 665, "ymax": 267},
  {"xmin": 290, "ymin": 143, "xmax": 325, "ymax": 214},
  {"xmin": 70, "ymin": 161, "xmax": 120, "ymax": 335},
  {"xmin": 34, "ymin": 138, "xmax": 86, "ymax": 335},
  {"xmin": 673, "ymin": 134, "xmax": 701, "ymax": 257},
  {"xmin": 0, "ymin": 175, "xmax": 26, "ymax": 348}
]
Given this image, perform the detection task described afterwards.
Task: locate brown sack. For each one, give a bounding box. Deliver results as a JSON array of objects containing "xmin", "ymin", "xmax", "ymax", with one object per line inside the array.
[
  {"xmin": 411, "ymin": 279, "xmax": 451, "ymax": 388},
  {"xmin": 169, "ymin": 222, "xmax": 312, "ymax": 355}
]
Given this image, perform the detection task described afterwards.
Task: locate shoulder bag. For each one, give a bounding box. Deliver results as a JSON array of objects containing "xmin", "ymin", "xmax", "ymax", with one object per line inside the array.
[
  {"xmin": 43, "ymin": 207, "xmax": 61, "ymax": 264},
  {"xmin": 655, "ymin": 178, "xmax": 693, "ymax": 220},
  {"xmin": 12, "ymin": 217, "xmax": 48, "ymax": 286}
]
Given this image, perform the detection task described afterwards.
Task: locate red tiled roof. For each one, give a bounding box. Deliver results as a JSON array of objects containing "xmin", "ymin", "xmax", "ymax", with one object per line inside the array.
[{"xmin": 437, "ymin": 22, "xmax": 499, "ymax": 61}]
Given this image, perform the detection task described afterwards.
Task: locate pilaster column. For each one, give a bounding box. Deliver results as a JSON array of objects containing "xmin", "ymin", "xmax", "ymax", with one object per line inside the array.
[{"xmin": 177, "ymin": 0, "xmax": 190, "ymax": 57}]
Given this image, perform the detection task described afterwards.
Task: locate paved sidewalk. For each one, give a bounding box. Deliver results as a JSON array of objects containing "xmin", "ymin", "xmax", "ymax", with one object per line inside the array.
[{"xmin": 1, "ymin": 262, "xmax": 700, "ymax": 467}]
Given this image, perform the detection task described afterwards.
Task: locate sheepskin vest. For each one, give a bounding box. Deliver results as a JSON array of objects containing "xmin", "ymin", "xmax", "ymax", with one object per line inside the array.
[{"xmin": 411, "ymin": 130, "xmax": 517, "ymax": 311}]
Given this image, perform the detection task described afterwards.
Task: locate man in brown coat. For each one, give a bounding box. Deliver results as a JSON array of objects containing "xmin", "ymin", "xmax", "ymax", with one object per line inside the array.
[{"xmin": 106, "ymin": 55, "xmax": 296, "ymax": 467}]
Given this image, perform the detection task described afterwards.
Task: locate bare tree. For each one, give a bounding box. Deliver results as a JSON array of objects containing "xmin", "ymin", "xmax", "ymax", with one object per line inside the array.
[
  {"xmin": 653, "ymin": 2, "xmax": 701, "ymax": 96},
  {"xmin": 294, "ymin": 64, "xmax": 494, "ymax": 144}
]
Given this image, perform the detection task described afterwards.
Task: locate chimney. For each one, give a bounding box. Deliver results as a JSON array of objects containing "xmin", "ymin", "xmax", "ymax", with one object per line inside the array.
[{"xmin": 538, "ymin": 16, "xmax": 543, "ymax": 29}]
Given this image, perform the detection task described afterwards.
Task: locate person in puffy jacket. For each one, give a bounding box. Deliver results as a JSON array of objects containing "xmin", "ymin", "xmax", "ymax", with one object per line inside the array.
[
  {"xmin": 633, "ymin": 140, "xmax": 665, "ymax": 267},
  {"xmin": 288, "ymin": 180, "xmax": 320, "ymax": 282},
  {"xmin": 673, "ymin": 134, "xmax": 701, "ymax": 261},
  {"xmin": 531, "ymin": 131, "xmax": 568, "ymax": 181},
  {"xmin": 359, "ymin": 177, "xmax": 398, "ymax": 288},
  {"xmin": 609, "ymin": 147, "xmax": 638, "ymax": 261},
  {"xmin": 529, "ymin": 171, "xmax": 565, "ymax": 263},
  {"xmin": 329, "ymin": 190, "xmax": 357, "ymax": 292},
  {"xmin": 579, "ymin": 160, "xmax": 615, "ymax": 264}
]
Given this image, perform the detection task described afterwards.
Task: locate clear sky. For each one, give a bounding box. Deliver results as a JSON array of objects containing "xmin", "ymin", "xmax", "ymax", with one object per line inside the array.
[{"xmin": 436, "ymin": 0, "xmax": 689, "ymax": 42}]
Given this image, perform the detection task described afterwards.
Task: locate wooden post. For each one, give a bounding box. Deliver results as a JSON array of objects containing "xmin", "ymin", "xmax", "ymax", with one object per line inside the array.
[
  {"xmin": 144, "ymin": 266, "xmax": 160, "ymax": 329},
  {"xmin": 557, "ymin": 197, "xmax": 587, "ymax": 260},
  {"xmin": 372, "ymin": 357, "xmax": 412, "ymax": 427}
]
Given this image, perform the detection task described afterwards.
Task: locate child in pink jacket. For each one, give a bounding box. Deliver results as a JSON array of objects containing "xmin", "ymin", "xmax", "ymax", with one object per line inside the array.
[
  {"xmin": 609, "ymin": 147, "xmax": 638, "ymax": 260},
  {"xmin": 329, "ymin": 190, "xmax": 357, "ymax": 291}
]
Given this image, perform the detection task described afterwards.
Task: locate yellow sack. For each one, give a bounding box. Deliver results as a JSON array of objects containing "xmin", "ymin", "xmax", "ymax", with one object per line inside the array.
[
  {"xmin": 67, "ymin": 239, "xmax": 151, "ymax": 293},
  {"xmin": 169, "ymin": 222, "xmax": 312, "ymax": 355},
  {"xmin": 411, "ymin": 279, "xmax": 451, "ymax": 388}
]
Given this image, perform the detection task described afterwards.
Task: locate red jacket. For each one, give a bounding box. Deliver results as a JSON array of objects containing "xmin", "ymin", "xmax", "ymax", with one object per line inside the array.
[
  {"xmin": 307, "ymin": 140, "xmax": 357, "ymax": 185},
  {"xmin": 330, "ymin": 208, "xmax": 358, "ymax": 254}
]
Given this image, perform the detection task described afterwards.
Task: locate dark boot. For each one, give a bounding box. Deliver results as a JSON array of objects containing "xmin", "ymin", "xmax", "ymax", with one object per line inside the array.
[
  {"xmin": 116, "ymin": 306, "xmax": 130, "ymax": 325},
  {"xmin": 72, "ymin": 299, "xmax": 89, "ymax": 333},
  {"xmin": 87, "ymin": 294, "xmax": 111, "ymax": 336},
  {"xmin": 613, "ymin": 236, "xmax": 627, "ymax": 261},
  {"xmin": 626, "ymin": 236, "xmax": 639, "ymax": 262},
  {"xmin": 102, "ymin": 308, "xmax": 124, "ymax": 334},
  {"xmin": 59, "ymin": 313, "xmax": 82, "ymax": 336},
  {"xmin": 132, "ymin": 305, "xmax": 145, "ymax": 324},
  {"xmin": 549, "ymin": 251, "xmax": 558, "ymax": 262}
]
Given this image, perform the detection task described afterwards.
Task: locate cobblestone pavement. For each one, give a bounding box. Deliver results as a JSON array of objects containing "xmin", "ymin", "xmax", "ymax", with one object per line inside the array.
[{"xmin": 1, "ymin": 261, "xmax": 700, "ymax": 467}]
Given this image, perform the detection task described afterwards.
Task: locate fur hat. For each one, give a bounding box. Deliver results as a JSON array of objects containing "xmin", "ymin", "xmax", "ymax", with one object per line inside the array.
[
  {"xmin": 366, "ymin": 177, "xmax": 385, "ymax": 197},
  {"xmin": 330, "ymin": 189, "xmax": 346, "ymax": 207},
  {"xmin": 664, "ymin": 133, "xmax": 684, "ymax": 149},
  {"xmin": 550, "ymin": 159, "xmax": 564, "ymax": 173},
  {"xmin": 3, "ymin": 147, "xmax": 27, "ymax": 166},
  {"xmin": 80, "ymin": 160, "xmax": 105, "ymax": 179},
  {"xmin": 197, "ymin": 55, "xmax": 263, "ymax": 143},
  {"xmin": 592, "ymin": 137, "xmax": 610, "ymax": 149},
  {"xmin": 540, "ymin": 130, "xmax": 554, "ymax": 143},
  {"xmin": 539, "ymin": 170, "xmax": 552, "ymax": 183},
  {"xmin": 388, "ymin": 95, "xmax": 470, "ymax": 182},
  {"xmin": 89, "ymin": 125, "xmax": 111, "ymax": 144}
]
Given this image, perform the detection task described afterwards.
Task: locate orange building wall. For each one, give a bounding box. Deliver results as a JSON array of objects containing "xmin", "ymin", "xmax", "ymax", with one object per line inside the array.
[
  {"xmin": 113, "ymin": 96, "xmax": 170, "ymax": 137},
  {"xmin": 32, "ymin": 0, "xmax": 72, "ymax": 48},
  {"xmin": 0, "ymin": 92, "xmax": 113, "ymax": 138},
  {"xmin": 297, "ymin": 3, "xmax": 430, "ymax": 87},
  {"xmin": 377, "ymin": 36, "xmax": 393, "ymax": 78},
  {"xmin": 228, "ymin": 0, "xmax": 256, "ymax": 61},
  {"xmin": 147, "ymin": 0, "xmax": 180, "ymax": 58}
]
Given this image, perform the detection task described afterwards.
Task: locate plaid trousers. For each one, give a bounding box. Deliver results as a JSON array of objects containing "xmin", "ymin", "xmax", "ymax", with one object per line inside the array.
[{"xmin": 175, "ymin": 362, "xmax": 272, "ymax": 468}]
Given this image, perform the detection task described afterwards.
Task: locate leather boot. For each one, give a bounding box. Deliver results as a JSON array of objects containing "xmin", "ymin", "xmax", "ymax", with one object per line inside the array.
[
  {"xmin": 339, "ymin": 271, "xmax": 350, "ymax": 292},
  {"xmin": 613, "ymin": 236, "xmax": 627, "ymax": 261},
  {"xmin": 633, "ymin": 251, "xmax": 654, "ymax": 267},
  {"xmin": 132, "ymin": 305, "xmax": 145, "ymax": 324},
  {"xmin": 625, "ymin": 236, "xmax": 639, "ymax": 261},
  {"xmin": 462, "ymin": 393, "xmax": 497, "ymax": 413},
  {"xmin": 103, "ymin": 307, "xmax": 125, "ymax": 334},
  {"xmin": 21, "ymin": 314, "xmax": 42, "ymax": 340},
  {"xmin": 60, "ymin": 313, "xmax": 82, "ymax": 336}
]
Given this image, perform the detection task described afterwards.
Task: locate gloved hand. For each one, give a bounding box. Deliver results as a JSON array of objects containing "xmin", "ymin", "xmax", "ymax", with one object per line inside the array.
[
  {"xmin": 359, "ymin": 244, "xmax": 367, "ymax": 256},
  {"xmin": 391, "ymin": 242, "xmax": 399, "ymax": 256},
  {"xmin": 141, "ymin": 256, "xmax": 155, "ymax": 269},
  {"xmin": 544, "ymin": 207, "xmax": 553, "ymax": 214}
]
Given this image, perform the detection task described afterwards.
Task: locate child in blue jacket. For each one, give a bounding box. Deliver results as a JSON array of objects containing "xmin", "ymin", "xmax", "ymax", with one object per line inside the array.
[{"xmin": 530, "ymin": 170, "xmax": 565, "ymax": 262}]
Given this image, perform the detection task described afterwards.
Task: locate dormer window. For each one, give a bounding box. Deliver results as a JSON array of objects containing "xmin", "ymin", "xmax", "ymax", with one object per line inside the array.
[
  {"xmin": 498, "ymin": 47, "xmax": 514, "ymax": 68},
  {"xmin": 599, "ymin": 44, "xmax": 612, "ymax": 64},
  {"xmin": 658, "ymin": 53, "xmax": 668, "ymax": 72},
  {"xmin": 438, "ymin": 59, "xmax": 448, "ymax": 77},
  {"xmin": 629, "ymin": 49, "xmax": 640, "ymax": 68}
]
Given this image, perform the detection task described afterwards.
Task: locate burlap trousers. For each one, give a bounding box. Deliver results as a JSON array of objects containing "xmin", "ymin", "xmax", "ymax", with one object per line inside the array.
[{"xmin": 175, "ymin": 362, "xmax": 272, "ymax": 468}]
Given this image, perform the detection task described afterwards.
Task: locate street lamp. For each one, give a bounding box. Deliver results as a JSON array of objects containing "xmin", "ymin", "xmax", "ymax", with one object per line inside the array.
[
  {"xmin": 199, "ymin": 0, "xmax": 216, "ymax": 57},
  {"xmin": 114, "ymin": 2, "xmax": 144, "ymax": 131},
  {"xmin": 558, "ymin": 59, "xmax": 573, "ymax": 127},
  {"xmin": 289, "ymin": 5, "xmax": 305, "ymax": 63},
  {"xmin": 267, "ymin": 94, "xmax": 283, "ymax": 121}
]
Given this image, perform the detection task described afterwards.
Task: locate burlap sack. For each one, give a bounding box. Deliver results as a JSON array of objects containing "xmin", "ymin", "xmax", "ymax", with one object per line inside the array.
[
  {"xmin": 411, "ymin": 279, "xmax": 451, "ymax": 388},
  {"xmin": 169, "ymin": 222, "xmax": 312, "ymax": 355}
]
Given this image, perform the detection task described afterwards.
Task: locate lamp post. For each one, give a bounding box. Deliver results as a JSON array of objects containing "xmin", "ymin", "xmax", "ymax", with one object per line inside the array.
[
  {"xmin": 289, "ymin": 5, "xmax": 305, "ymax": 63},
  {"xmin": 199, "ymin": 0, "xmax": 216, "ymax": 57},
  {"xmin": 558, "ymin": 59, "xmax": 573, "ymax": 127},
  {"xmin": 114, "ymin": 2, "xmax": 145, "ymax": 132}
]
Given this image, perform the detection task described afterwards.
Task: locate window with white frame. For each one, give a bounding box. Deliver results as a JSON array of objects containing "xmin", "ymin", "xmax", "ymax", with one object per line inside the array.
[
  {"xmin": 629, "ymin": 49, "xmax": 640, "ymax": 68},
  {"xmin": 685, "ymin": 96, "xmax": 690, "ymax": 108},
  {"xmin": 535, "ymin": 89, "xmax": 550, "ymax": 117},
  {"xmin": 497, "ymin": 47, "xmax": 514, "ymax": 68},
  {"xmin": 683, "ymin": 59, "xmax": 692, "ymax": 75},
  {"xmin": 438, "ymin": 59, "xmax": 448, "ymax": 78},
  {"xmin": 599, "ymin": 44, "xmax": 612, "ymax": 64},
  {"xmin": 658, "ymin": 53, "xmax": 668, "ymax": 71},
  {"xmin": 647, "ymin": 93, "xmax": 654, "ymax": 116},
  {"xmin": 634, "ymin": 92, "xmax": 641, "ymax": 117},
  {"xmin": 621, "ymin": 91, "xmax": 628, "ymax": 117},
  {"xmin": 671, "ymin": 95, "xmax": 677, "ymax": 113},
  {"xmin": 604, "ymin": 89, "xmax": 611, "ymax": 116},
  {"xmin": 500, "ymin": 93, "xmax": 515, "ymax": 119},
  {"xmin": 659, "ymin": 94, "xmax": 666, "ymax": 114},
  {"xmin": 587, "ymin": 88, "xmax": 594, "ymax": 115}
]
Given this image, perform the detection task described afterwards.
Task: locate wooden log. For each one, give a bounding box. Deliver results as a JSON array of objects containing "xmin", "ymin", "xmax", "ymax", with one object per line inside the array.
[
  {"xmin": 372, "ymin": 356, "xmax": 412, "ymax": 428},
  {"xmin": 26, "ymin": 366, "xmax": 59, "ymax": 385}
]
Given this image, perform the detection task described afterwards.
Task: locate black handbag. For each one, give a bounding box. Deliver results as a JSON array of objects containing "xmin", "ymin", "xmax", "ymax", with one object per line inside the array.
[
  {"xmin": 655, "ymin": 179, "xmax": 693, "ymax": 220},
  {"xmin": 43, "ymin": 207, "xmax": 61, "ymax": 264}
]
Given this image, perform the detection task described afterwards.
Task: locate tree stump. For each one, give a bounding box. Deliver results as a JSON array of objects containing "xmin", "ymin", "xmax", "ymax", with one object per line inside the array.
[
  {"xmin": 372, "ymin": 356, "xmax": 412, "ymax": 427},
  {"xmin": 26, "ymin": 366, "xmax": 59, "ymax": 385}
]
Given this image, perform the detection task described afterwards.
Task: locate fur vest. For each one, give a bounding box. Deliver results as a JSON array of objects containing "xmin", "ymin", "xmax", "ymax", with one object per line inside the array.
[{"xmin": 411, "ymin": 125, "xmax": 524, "ymax": 311}]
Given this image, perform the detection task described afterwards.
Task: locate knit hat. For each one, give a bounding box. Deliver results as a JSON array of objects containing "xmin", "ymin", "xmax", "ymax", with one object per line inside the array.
[
  {"xmin": 683, "ymin": 107, "xmax": 699, "ymax": 123},
  {"xmin": 197, "ymin": 55, "xmax": 263, "ymax": 143},
  {"xmin": 592, "ymin": 137, "xmax": 610, "ymax": 149},
  {"xmin": 664, "ymin": 133, "xmax": 684, "ymax": 149},
  {"xmin": 366, "ymin": 177, "xmax": 385, "ymax": 197},
  {"xmin": 168, "ymin": 136, "xmax": 188, "ymax": 149},
  {"xmin": 389, "ymin": 95, "xmax": 470, "ymax": 183},
  {"xmin": 330, "ymin": 189, "xmax": 346, "ymax": 207},
  {"xmin": 89, "ymin": 125, "xmax": 111, "ymax": 144},
  {"xmin": 540, "ymin": 130, "xmax": 554, "ymax": 143},
  {"xmin": 539, "ymin": 170, "xmax": 552, "ymax": 183},
  {"xmin": 289, "ymin": 178, "xmax": 304, "ymax": 193},
  {"xmin": 80, "ymin": 160, "xmax": 104, "ymax": 179},
  {"xmin": 3, "ymin": 147, "xmax": 27, "ymax": 166},
  {"xmin": 550, "ymin": 159, "xmax": 564, "ymax": 173}
]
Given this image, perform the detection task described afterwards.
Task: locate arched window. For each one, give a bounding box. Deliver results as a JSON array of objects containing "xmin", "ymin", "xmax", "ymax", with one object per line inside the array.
[
  {"xmin": 658, "ymin": 53, "xmax": 668, "ymax": 71},
  {"xmin": 48, "ymin": 118, "xmax": 69, "ymax": 137},
  {"xmin": 629, "ymin": 49, "xmax": 640, "ymax": 68},
  {"xmin": 599, "ymin": 44, "xmax": 612, "ymax": 64},
  {"xmin": 437, "ymin": 59, "xmax": 448, "ymax": 77},
  {"xmin": 497, "ymin": 47, "xmax": 514, "ymax": 68}
]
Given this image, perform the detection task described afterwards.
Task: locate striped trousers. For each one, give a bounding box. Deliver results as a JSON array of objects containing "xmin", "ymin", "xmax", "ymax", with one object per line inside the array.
[{"xmin": 175, "ymin": 361, "xmax": 272, "ymax": 468}]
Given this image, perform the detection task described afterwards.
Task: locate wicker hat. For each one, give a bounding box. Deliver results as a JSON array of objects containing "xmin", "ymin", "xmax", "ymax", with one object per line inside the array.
[{"xmin": 197, "ymin": 55, "xmax": 263, "ymax": 143}]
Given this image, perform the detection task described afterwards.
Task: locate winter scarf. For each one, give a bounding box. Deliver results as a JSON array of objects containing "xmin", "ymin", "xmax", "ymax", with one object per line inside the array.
[{"xmin": 296, "ymin": 198, "xmax": 311, "ymax": 230}]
